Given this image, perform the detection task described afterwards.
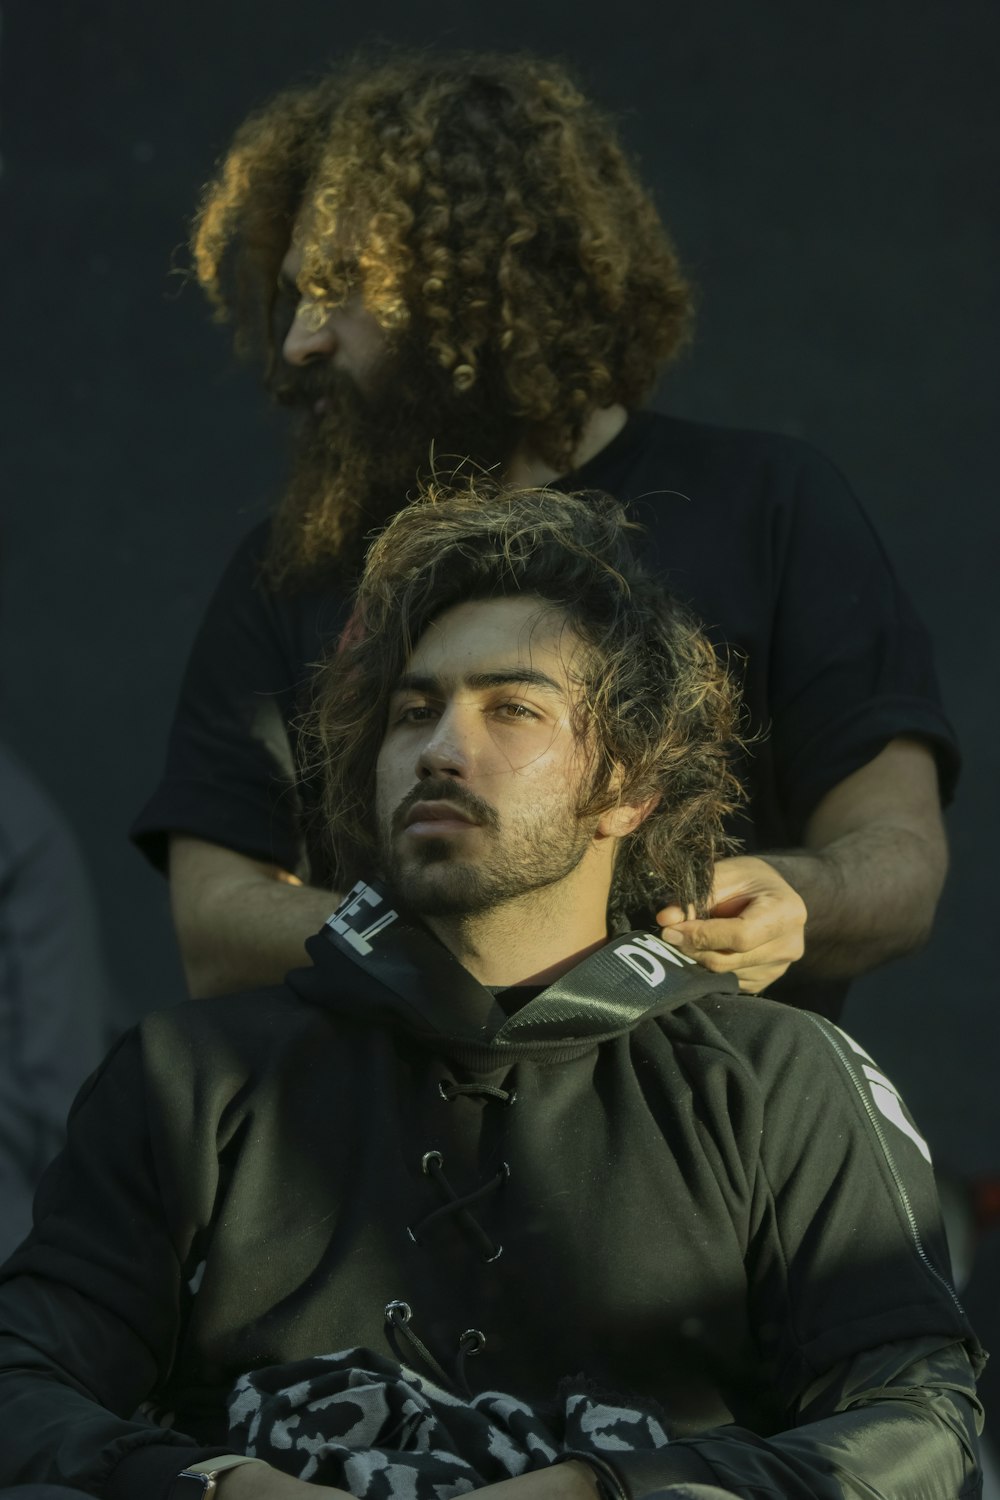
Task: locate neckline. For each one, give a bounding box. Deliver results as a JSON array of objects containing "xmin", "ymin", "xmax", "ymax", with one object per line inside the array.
[{"xmin": 553, "ymin": 408, "xmax": 649, "ymax": 490}]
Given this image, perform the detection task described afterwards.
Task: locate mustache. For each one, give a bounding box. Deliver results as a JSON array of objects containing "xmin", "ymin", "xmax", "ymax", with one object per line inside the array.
[
  {"xmin": 269, "ymin": 366, "xmax": 353, "ymax": 410},
  {"xmin": 391, "ymin": 779, "xmax": 501, "ymax": 835}
]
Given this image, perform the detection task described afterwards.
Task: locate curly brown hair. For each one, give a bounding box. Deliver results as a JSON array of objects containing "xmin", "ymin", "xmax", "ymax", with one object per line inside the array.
[
  {"xmin": 192, "ymin": 51, "xmax": 694, "ymax": 573},
  {"xmin": 304, "ymin": 483, "xmax": 742, "ymax": 925}
]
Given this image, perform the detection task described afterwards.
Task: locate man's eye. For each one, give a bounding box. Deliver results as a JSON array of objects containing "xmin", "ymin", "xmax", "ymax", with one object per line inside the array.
[
  {"xmin": 396, "ymin": 704, "xmax": 437, "ymax": 724},
  {"xmin": 495, "ymin": 701, "xmax": 538, "ymax": 721}
]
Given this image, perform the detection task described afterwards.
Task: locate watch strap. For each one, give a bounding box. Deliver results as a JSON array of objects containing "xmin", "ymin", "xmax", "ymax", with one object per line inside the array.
[{"xmin": 173, "ymin": 1455, "xmax": 265, "ymax": 1500}]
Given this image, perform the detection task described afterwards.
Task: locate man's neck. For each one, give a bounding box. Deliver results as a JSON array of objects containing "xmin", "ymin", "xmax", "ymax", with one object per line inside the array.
[
  {"xmin": 423, "ymin": 887, "xmax": 610, "ymax": 989},
  {"xmin": 506, "ymin": 403, "xmax": 628, "ymax": 488}
]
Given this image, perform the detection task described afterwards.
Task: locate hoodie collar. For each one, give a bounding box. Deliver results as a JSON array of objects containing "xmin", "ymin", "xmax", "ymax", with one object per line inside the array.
[{"xmin": 287, "ymin": 878, "xmax": 737, "ymax": 1049}]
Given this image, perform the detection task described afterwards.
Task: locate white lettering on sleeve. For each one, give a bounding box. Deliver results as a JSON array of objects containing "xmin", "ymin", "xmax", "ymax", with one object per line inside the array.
[
  {"xmin": 862, "ymin": 1065, "xmax": 932, "ymax": 1164},
  {"xmin": 834, "ymin": 1024, "xmax": 932, "ymax": 1163}
]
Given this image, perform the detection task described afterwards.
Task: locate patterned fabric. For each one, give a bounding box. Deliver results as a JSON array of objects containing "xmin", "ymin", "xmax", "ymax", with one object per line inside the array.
[{"xmin": 227, "ymin": 1347, "xmax": 670, "ymax": 1497}]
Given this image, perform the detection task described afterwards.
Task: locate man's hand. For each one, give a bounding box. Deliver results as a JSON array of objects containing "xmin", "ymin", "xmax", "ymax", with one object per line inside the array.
[
  {"xmin": 473, "ymin": 1460, "xmax": 600, "ymax": 1500},
  {"xmin": 218, "ymin": 1459, "xmax": 351, "ymax": 1500},
  {"xmin": 471, "ymin": 1464, "xmax": 738, "ymax": 1500},
  {"xmin": 657, "ymin": 855, "xmax": 807, "ymax": 994},
  {"xmin": 219, "ymin": 1460, "xmax": 598, "ymax": 1500},
  {"xmin": 658, "ymin": 739, "xmax": 949, "ymax": 990}
]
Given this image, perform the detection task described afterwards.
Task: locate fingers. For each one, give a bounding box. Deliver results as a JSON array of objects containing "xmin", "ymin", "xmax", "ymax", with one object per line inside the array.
[
  {"xmin": 659, "ymin": 904, "xmax": 805, "ymax": 991},
  {"xmin": 663, "ymin": 915, "xmax": 778, "ymax": 956},
  {"xmin": 658, "ymin": 860, "xmax": 806, "ymax": 942},
  {"xmin": 657, "ymin": 854, "xmax": 807, "ymax": 996},
  {"xmin": 663, "ymin": 912, "xmax": 804, "ymax": 965},
  {"xmin": 731, "ymin": 965, "xmax": 789, "ymax": 995},
  {"xmin": 660, "ymin": 930, "xmax": 795, "ymax": 992},
  {"xmin": 662, "ymin": 931, "xmax": 795, "ymax": 975},
  {"xmin": 655, "ymin": 902, "xmax": 692, "ymax": 927}
]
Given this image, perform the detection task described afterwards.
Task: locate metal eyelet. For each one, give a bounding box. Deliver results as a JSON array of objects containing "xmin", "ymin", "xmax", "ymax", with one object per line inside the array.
[
  {"xmin": 459, "ymin": 1328, "xmax": 486, "ymax": 1355},
  {"xmin": 421, "ymin": 1150, "xmax": 443, "ymax": 1174},
  {"xmin": 384, "ymin": 1299, "xmax": 412, "ymax": 1324}
]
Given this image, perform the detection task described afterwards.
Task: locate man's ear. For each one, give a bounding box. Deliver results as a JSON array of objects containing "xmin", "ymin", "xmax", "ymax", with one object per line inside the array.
[{"xmin": 596, "ymin": 791, "xmax": 660, "ymax": 840}]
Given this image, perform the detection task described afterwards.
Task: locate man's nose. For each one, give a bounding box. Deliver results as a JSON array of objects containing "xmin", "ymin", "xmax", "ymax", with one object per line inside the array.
[
  {"xmin": 417, "ymin": 709, "xmax": 473, "ymax": 780},
  {"xmin": 282, "ymin": 300, "xmax": 337, "ymax": 366}
]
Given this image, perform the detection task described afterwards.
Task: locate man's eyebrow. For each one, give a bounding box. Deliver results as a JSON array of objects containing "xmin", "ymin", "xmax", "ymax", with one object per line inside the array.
[{"xmin": 392, "ymin": 669, "xmax": 566, "ymax": 698}]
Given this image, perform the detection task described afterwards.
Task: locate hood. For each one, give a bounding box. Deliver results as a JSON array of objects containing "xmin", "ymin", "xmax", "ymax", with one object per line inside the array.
[{"xmin": 286, "ymin": 878, "xmax": 737, "ymax": 1050}]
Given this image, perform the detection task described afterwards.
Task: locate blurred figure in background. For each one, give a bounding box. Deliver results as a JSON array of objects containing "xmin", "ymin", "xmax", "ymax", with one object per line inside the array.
[{"xmin": 0, "ymin": 743, "xmax": 110, "ymax": 1258}]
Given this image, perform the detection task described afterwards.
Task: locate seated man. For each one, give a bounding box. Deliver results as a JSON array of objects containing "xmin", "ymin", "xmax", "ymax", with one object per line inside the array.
[{"xmin": 0, "ymin": 488, "xmax": 983, "ymax": 1500}]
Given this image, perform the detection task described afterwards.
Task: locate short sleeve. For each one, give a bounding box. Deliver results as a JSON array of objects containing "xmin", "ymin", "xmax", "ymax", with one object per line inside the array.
[
  {"xmin": 765, "ymin": 447, "xmax": 959, "ymax": 830},
  {"xmin": 130, "ymin": 527, "xmax": 350, "ymax": 878},
  {"xmin": 607, "ymin": 417, "xmax": 959, "ymax": 853}
]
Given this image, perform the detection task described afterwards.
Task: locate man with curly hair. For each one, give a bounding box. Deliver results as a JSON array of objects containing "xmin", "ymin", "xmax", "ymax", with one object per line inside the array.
[
  {"xmin": 132, "ymin": 51, "xmax": 955, "ymax": 1016},
  {"xmin": 0, "ymin": 487, "xmax": 983, "ymax": 1499}
]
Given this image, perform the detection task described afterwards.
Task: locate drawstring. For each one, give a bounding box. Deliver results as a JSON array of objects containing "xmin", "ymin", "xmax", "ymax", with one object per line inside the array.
[
  {"xmin": 384, "ymin": 1299, "xmax": 485, "ymax": 1397},
  {"xmin": 439, "ymin": 1079, "xmax": 517, "ymax": 1105},
  {"xmin": 423, "ymin": 1077, "xmax": 515, "ymax": 1260},
  {"xmin": 387, "ymin": 1076, "xmax": 510, "ymax": 1394},
  {"xmin": 407, "ymin": 1151, "xmax": 509, "ymax": 1262}
]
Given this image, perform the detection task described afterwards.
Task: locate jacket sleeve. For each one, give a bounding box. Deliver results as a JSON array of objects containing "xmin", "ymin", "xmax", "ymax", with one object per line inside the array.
[
  {"xmin": 593, "ymin": 1335, "xmax": 982, "ymax": 1499},
  {"xmin": 0, "ymin": 1030, "xmax": 228, "ymax": 1499},
  {"xmin": 596, "ymin": 1002, "xmax": 985, "ymax": 1499}
]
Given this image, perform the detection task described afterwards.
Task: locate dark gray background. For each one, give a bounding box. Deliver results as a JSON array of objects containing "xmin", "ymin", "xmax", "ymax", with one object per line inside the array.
[{"xmin": 1, "ymin": 0, "xmax": 997, "ymax": 1369}]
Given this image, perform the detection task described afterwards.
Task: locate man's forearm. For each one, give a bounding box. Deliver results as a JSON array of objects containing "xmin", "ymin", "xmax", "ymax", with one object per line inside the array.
[
  {"xmin": 764, "ymin": 820, "xmax": 947, "ymax": 980},
  {"xmin": 169, "ymin": 836, "xmax": 342, "ymax": 997},
  {"xmin": 181, "ymin": 878, "xmax": 341, "ymax": 996},
  {"xmin": 657, "ymin": 738, "xmax": 949, "ymax": 991}
]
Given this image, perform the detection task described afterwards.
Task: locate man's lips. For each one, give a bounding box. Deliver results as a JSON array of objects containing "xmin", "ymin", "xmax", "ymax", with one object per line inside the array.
[{"xmin": 403, "ymin": 801, "xmax": 479, "ymax": 834}]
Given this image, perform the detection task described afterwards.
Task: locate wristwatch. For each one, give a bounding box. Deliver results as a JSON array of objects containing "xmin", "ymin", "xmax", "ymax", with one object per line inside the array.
[{"xmin": 172, "ymin": 1455, "xmax": 264, "ymax": 1500}]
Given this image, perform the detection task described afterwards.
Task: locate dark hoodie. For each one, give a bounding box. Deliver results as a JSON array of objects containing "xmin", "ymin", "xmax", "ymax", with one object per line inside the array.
[{"xmin": 0, "ymin": 881, "xmax": 985, "ymax": 1499}]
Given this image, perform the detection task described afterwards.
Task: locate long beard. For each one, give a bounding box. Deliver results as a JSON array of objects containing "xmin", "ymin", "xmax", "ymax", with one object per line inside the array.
[{"xmin": 267, "ymin": 344, "xmax": 523, "ymax": 580}]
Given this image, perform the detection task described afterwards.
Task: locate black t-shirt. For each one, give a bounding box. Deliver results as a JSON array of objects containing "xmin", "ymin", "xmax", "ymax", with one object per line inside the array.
[{"xmin": 132, "ymin": 411, "xmax": 959, "ymax": 1018}]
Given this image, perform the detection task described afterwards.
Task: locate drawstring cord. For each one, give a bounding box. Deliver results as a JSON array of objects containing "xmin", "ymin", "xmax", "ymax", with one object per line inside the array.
[
  {"xmin": 384, "ymin": 1299, "xmax": 485, "ymax": 1398},
  {"xmin": 407, "ymin": 1151, "xmax": 509, "ymax": 1262},
  {"xmin": 439, "ymin": 1079, "xmax": 516, "ymax": 1105},
  {"xmin": 386, "ymin": 1075, "xmax": 511, "ymax": 1394}
]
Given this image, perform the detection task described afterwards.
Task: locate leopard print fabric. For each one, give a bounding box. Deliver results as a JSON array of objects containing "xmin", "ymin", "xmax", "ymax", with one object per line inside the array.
[{"xmin": 227, "ymin": 1347, "xmax": 670, "ymax": 1497}]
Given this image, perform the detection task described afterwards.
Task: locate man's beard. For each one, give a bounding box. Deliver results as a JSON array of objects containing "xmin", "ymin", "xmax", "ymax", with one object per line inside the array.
[
  {"xmin": 268, "ymin": 339, "xmax": 523, "ymax": 578},
  {"xmin": 379, "ymin": 779, "xmax": 596, "ymax": 918}
]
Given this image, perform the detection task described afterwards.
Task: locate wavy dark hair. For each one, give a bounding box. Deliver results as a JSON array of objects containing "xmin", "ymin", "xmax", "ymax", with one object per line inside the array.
[
  {"xmin": 304, "ymin": 484, "xmax": 742, "ymax": 923},
  {"xmin": 191, "ymin": 50, "xmax": 694, "ymax": 575}
]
